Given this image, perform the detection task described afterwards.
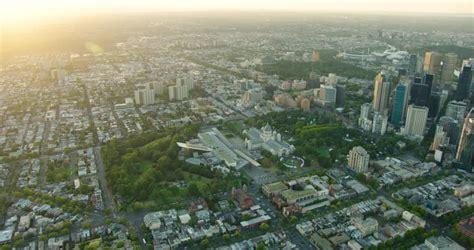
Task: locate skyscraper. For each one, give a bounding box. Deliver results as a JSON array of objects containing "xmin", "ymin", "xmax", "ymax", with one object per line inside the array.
[
  {"xmin": 441, "ymin": 53, "xmax": 458, "ymax": 82},
  {"xmin": 335, "ymin": 84, "xmax": 346, "ymax": 107},
  {"xmin": 391, "ymin": 82, "xmax": 409, "ymax": 126},
  {"xmin": 428, "ymin": 92, "xmax": 441, "ymax": 118},
  {"xmin": 423, "ymin": 51, "xmax": 442, "ymax": 75},
  {"xmin": 359, "ymin": 103, "xmax": 372, "ymax": 131},
  {"xmin": 373, "ymin": 72, "xmax": 391, "ymax": 114},
  {"xmin": 403, "ymin": 105, "xmax": 429, "ymax": 138},
  {"xmin": 446, "ymin": 101, "xmax": 467, "ymax": 122},
  {"xmin": 408, "ymin": 54, "xmax": 418, "ymax": 76},
  {"xmin": 410, "ymin": 74, "xmax": 433, "ymax": 107},
  {"xmin": 439, "ymin": 116, "xmax": 460, "ymax": 146},
  {"xmin": 316, "ymin": 85, "xmax": 337, "ymax": 107},
  {"xmin": 456, "ymin": 108, "xmax": 474, "ymax": 172},
  {"xmin": 347, "ymin": 146, "xmax": 370, "ymax": 173},
  {"xmin": 372, "ymin": 112, "xmax": 388, "ymax": 135},
  {"xmin": 430, "ymin": 125, "xmax": 449, "ymax": 151},
  {"xmin": 455, "ymin": 65, "xmax": 473, "ymax": 101}
]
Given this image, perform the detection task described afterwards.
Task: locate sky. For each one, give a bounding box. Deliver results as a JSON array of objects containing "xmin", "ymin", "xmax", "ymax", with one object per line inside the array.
[{"xmin": 1, "ymin": 0, "xmax": 472, "ymax": 24}]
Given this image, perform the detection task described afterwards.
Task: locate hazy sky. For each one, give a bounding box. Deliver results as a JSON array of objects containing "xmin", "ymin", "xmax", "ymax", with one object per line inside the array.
[{"xmin": 1, "ymin": 0, "xmax": 473, "ymax": 23}]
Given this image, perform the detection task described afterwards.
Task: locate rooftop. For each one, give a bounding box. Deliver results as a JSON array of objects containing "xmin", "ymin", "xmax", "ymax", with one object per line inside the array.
[
  {"xmin": 281, "ymin": 188, "xmax": 317, "ymax": 201},
  {"xmin": 262, "ymin": 182, "xmax": 288, "ymax": 193}
]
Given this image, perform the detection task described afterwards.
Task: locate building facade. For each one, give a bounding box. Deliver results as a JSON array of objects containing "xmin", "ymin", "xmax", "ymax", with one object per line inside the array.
[
  {"xmin": 391, "ymin": 83, "xmax": 409, "ymax": 126},
  {"xmin": 347, "ymin": 146, "xmax": 370, "ymax": 173},
  {"xmin": 403, "ymin": 105, "xmax": 429, "ymax": 138}
]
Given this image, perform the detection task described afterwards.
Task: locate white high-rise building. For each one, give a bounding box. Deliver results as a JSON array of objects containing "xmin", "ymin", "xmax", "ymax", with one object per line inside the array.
[
  {"xmin": 134, "ymin": 84, "xmax": 155, "ymax": 106},
  {"xmin": 152, "ymin": 82, "xmax": 166, "ymax": 95},
  {"xmin": 347, "ymin": 146, "xmax": 370, "ymax": 173},
  {"xmin": 177, "ymin": 77, "xmax": 195, "ymax": 90},
  {"xmin": 316, "ymin": 84, "xmax": 337, "ymax": 107},
  {"xmin": 359, "ymin": 103, "xmax": 372, "ymax": 131},
  {"xmin": 372, "ymin": 112, "xmax": 388, "ymax": 135},
  {"xmin": 168, "ymin": 82, "xmax": 189, "ymax": 101},
  {"xmin": 403, "ymin": 105, "xmax": 429, "ymax": 138}
]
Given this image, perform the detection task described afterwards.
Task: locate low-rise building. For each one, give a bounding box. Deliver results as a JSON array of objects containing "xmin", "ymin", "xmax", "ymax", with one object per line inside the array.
[{"xmin": 262, "ymin": 182, "xmax": 288, "ymax": 197}]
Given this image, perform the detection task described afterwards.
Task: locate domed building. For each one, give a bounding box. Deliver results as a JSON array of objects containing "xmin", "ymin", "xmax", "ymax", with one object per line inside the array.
[{"xmin": 243, "ymin": 123, "xmax": 295, "ymax": 157}]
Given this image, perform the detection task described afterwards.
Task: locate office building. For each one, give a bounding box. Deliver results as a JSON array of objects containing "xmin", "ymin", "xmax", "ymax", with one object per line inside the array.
[
  {"xmin": 456, "ymin": 108, "xmax": 474, "ymax": 172},
  {"xmin": 347, "ymin": 146, "xmax": 370, "ymax": 173},
  {"xmin": 373, "ymin": 72, "xmax": 391, "ymax": 113},
  {"xmin": 391, "ymin": 82, "xmax": 409, "ymax": 126},
  {"xmin": 335, "ymin": 84, "xmax": 346, "ymax": 107},
  {"xmin": 372, "ymin": 112, "xmax": 388, "ymax": 135},
  {"xmin": 441, "ymin": 53, "xmax": 458, "ymax": 82},
  {"xmin": 456, "ymin": 65, "xmax": 473, "ymax": 101},
  {"xmin": 410, "ymin": 74, "xmax": 433, "ymax": 106},
  {"xmin": 431, "ymin": 126, "xmax": 449, "ymax": 151},
  {"xmin": 316, "ymin": 85, "xmax": 337, "ymax": 107},
  {"xmin": 446, "ymin": 101, "xmax": 467, "ymax": 122},
  {"xmin": 428, "ymin": 92, "xmax": 441, "ymax": 118},
  {"xmin": 439, "ymin": 90, "xmax": 449, "ymax": 111},
  {"xmin": 439, "ymin": 116, "xmax": 460, "ymax": 146},
  {"xmin": 134, "ymin": 84, "xmax": 155, "ymax": 106},
  {"xmin": 423, "ymin": 51, "xmax": 443, "ymax": 90},
  {"xmin": 408, "ymin": 54, "xmax": 418, "ymax": 76},
  {"xmin": 403, "ymin": 105, "xmax": 429, "ymax": 138}
]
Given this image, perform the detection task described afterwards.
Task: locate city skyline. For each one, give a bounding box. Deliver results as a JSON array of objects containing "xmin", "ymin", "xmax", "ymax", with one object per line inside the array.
[{"xmin": 0, "ymin": 1, "xmax": 473, "ymax": 249}]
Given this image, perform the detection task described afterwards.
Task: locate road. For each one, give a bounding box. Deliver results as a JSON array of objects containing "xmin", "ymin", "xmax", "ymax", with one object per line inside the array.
[{"xmin": 94, "ymin": 146, "xmax": 117, "ymax": 216}]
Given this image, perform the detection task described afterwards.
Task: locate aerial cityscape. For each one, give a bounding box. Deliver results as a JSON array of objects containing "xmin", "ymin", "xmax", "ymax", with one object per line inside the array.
[{"xmin": 0, "ymin": 1, "xmax": 473, "ymax": 249}]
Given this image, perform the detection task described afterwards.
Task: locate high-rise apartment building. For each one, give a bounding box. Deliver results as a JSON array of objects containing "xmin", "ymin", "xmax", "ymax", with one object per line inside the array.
[
  {"xmin": 316, "ymin": 84, "xmax": 337, "ymax": 107},
  {"xmin": 347, "ymin": 146, "xmax": 370, "ymax": 173},
  {"xmin": 176, "ymin": 77, "xmax": 195, "ymax": 91},
  {"xmin": 372, "ymin": 112, "xmax": 388, "ymax": 135},
  {"xmin": 134, "ymin": 84, "xmax": 156, "ymax": 106},
  {"xmin": 168, "ymin": 81, "xmax": 189, "ymax": 101},
  {"xmin": 359, "ymin": 103, "xmax": 372, "ymax": 131},
  {"xmin": 152, "ymin": 82, "xmax": 166, "ymax": 95}
]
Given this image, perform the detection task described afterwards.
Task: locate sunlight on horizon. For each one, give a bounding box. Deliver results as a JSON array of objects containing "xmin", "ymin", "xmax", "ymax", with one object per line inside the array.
[{"xmin": 1, "ymin": 0, "xmax": 472, "ymax": 25}]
